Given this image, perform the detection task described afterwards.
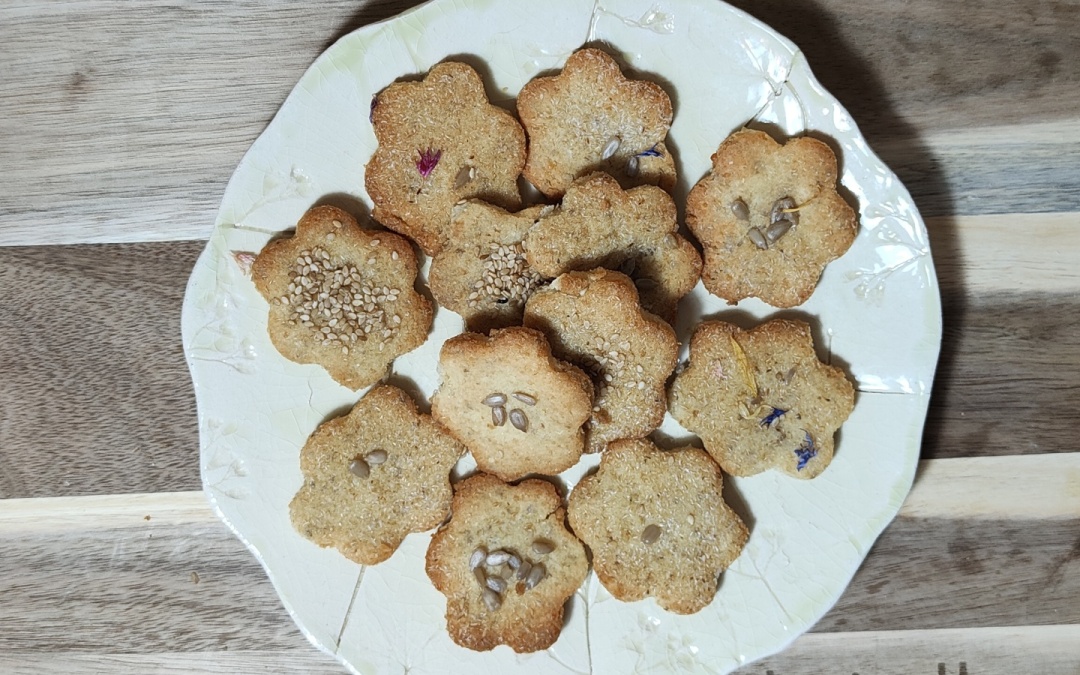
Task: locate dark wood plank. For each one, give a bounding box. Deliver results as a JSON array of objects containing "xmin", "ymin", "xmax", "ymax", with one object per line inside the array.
[
  {"xmin": 2, "ymin": 237, "xmax": 1078, "ymax": 496},
  {"xmin": 1, "ymin": 502, "xmax": 1077, "ymax": 653},
  {"xmin": 0, "ymin": 241, "xmax": 205, "ymax": 498},
  {"xmin": 922, "ymin": 291, "xmax": 1080, "ymax": 459}
]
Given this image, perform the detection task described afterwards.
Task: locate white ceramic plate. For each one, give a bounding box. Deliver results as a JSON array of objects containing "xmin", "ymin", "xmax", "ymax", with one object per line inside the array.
[{"xmin": 182, "ymin": 0, "xmax": 942, "ymax": 672}]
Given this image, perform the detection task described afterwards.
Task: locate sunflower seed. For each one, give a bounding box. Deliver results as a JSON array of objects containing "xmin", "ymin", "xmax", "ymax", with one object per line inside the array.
[
  {"xmin": 771, "ymin": 197, "xmax": 798, "ymax": 225},
  {"xmin": 509, "ymin": 408, "xmax": 528, "ymax": 432},
  {"xmin": 474, "ymin": 565, "xmax": 488, "ymax": 587},
  {"xmin": 601, "ymin": 136, "xmax": 621, "ymax": 160},
  {"xmin": 626, "ymin": 154, "xmax": 640, "ymax": 177},
  {"xmin": 454, "ymin": 165, "xmax": 476, "ymax": 189},
  {"xmin": 516, "ymin": 560, "xmax": 533, "ymax": 581},
  {"xmin": 349, "ymin": 458, "xmax": 370, "ymax": 478},
  {"xmin": 731, "ymin": 198, "xmax": 750, "ymax": 220},
  {"xmin": 486, "ymin": 550, "xmax": 512, "ymax": 566},
  {"xmin": 525, "ymin": 563, "xmax": 546, "ymax": 590},
  {"xmin": 506, "ymin": 553, "xmax": 521, "ymax": 569},
  {"xmin": 482, "ymin": 392, "xmax": 507, "ymax": 407},
  {"xmin": 492, "ymin": 405, "xmax": 507, "ymax": 427},
  {"xmin": 532, "ymin": 539, "xmax": 554, "ymax": 555},
  {"xmin": 365, "ymin": 449, "xmax": 388, "ymax": 465},
  {"xmin": 482, "ymin": 588, "xmax": 502, "ymax": 610},
  {"xmin": 512, "ymin": 392, "xmax": 537, "ymax": 406},
  {"xmin": 765, "ymin": 218, "xmax": 793, "ymax": 243},
  {"xmin": 641, "ymin": 524, "xmax": 662, "ymax": 544},
  {"xmin": 470, "ymin": 548, "xmax": 487, "ymax": 569},
  {"xmin": 748, "ymin": 227, "xmax": 769, "ymax": 250},
  {"xmin": 485, "ymin": 576, "xmax": 507, "ymax": 594}
]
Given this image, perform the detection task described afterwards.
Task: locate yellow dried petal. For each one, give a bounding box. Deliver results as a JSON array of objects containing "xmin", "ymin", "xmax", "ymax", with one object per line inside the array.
[{"xmin": 730, "ymin": 335, "xmax": 757, "ymax": 398}]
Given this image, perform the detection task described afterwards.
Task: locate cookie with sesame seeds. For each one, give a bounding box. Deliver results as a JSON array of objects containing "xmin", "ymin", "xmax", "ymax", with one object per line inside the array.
[
  {"xmin": 250, "ymin": 204, "xmax": 432, "ymax": 390},
  {"xmin": 523, "ymin": 268, "xmax": 678, "ymax": 454},
  {"xmin": 567, "ymin": 438, "xmax": 748, "ymax": 614},
  {"xmin": 686, "ymin": 128, "xmax": 858, "ymax": 307},
  {"xmin": 516, "ymin": 47, "xmax": 676, "ymax": 198},
  {"xmin": 428, "ymin": 201, "xmax": 546, "ymax": 333},
  {"xmin": 364, "ymin": 61, "xmax": 527, "ymax": 256},
  {"xmin": 431, "ymin": 327, "xmax": 593, "ymax": 482},
  {"xmin": 668, "ymin": 318, "xmax": 855, "ymax": 479},
  {"xmin": 425, "ymin": 473, "xmax": 589, "ymax": 653},
  {"xmin": 523, "ymin": 171, "xmax": 701, "ymax": 322},
  {"xmin": 289, "ymin": 384, "xmax": 466, "ymax": 565}
]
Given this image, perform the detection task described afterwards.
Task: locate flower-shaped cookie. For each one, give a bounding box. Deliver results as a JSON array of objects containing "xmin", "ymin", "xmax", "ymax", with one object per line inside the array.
[
  {"xmin": 289, "ymin": 385, "xmax": 466, "ymax": 564},
  {"xmin": 425, "ymin": 473, "xmax": 589, "ymax": 653},
  {"xmin": 524, "ymin": 269, "xmax": 678, "ymax": 453},
  {"xmin": 365, "ymin": 61, "xmax": 526, "ymax": 255},
  {"xmin": 524, "ymin": 171, "xmax": 701, "ymax": 322},
  {"xmin": 668, "ymin": 319, "xmax": 855, "ymax": 478},
  {"xmin": 517, "ymin": 48, "xmax": 676, "ymax": 198},
  {"xmin": 428, "ymin": 201, "xmax": 546, "ymax": 333},
  {"xmin": 686, "ymin": 128, "xmax": 858, "ymax": 307},
  {"xmin": 250, "ymin": 205, "xmax": 432, "ymax": 390},
  {"xmin": 431, "ymin": 327, "xmax": 593, "ymax": 481},
  {"xmin": 567, "ymin": 438, "xmax": 749, "ymax": 614}
]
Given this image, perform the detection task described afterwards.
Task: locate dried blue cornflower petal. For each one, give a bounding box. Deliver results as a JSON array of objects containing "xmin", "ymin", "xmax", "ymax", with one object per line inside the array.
[
  {"xmin": 416, "ymin": 148, "xmax": 442, "ymax": 178},
  {"xmin": 369, "ymin": 95, "xmax": 378, "ymax": 123},
  {"xmin": 794, "ymin": 432, "xmax": 817, "ymax": 471},
  {"xmin": 636, "ymin": 145, "xmax": 662, "ymax": 158},
  {"xmin": 760, "ymin": 406, "xmax": 787, "ymax": 428}
]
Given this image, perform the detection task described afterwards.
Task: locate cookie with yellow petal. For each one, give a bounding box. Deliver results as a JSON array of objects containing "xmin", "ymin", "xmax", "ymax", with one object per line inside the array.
[{"xmin": 668, "ymin": 319, "xmax": 855, "ymax": 478}]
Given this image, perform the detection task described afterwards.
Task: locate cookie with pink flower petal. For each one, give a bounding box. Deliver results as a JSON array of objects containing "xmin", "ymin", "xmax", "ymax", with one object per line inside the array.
[{"xmin": 365, "ymin": 61, "xmax": 526, "ymax": 256}]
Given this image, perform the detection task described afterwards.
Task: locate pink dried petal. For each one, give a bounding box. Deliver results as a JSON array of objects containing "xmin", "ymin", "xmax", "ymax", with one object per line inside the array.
[{"xmin": 416, "ymin": 148, "xmax": 442, "ymax": 178}]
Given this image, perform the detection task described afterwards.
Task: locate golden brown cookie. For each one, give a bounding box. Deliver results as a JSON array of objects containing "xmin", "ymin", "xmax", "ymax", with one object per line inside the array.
[
  {"xmin": 431, "ymin": 327, "xmax": 593, "ymax": 481},
  {"xmin": 289, "ymin": 385, "xmax": 466, "ymax": 565},
  {"xmin": 686, "ymin": 128, "xmax": 858, "ymax": 307},
  {"xmin": 523, "ymin": 269, "xmax": 678, "ymax": 453},
  {"xmin": 428, "ymin": 201, "xmax": 546, "ymax": 333},
  {"xmin": 517, "ymin": 48, "xmax": 676, "ymax": 198},
  {"xmin": 365, "ymin": 61, "xmax": 527, "ymax": 255},
  {"xmin": 524, "ymin": 171, "xmax": 701, "ymax": 322},
  {"xmin": 668, "ymin": 319, "xmax": 855, "ymax": 478},
  {"xmin": 567, "ymin": 438, "xmax": 749, "ymax": 614},
  {"xmin": 250, "ymin": 205, "xmax": 432, "ymax": 390},
  {"xmin": 425, "ymin": 473, "xmax": 589, "ymax": 653}
]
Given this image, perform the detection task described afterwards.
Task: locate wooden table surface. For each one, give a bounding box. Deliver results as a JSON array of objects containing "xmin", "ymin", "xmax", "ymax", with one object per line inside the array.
[{"xmin": 2, "ymin": 0, "xmax": 1078, "ymax": 673}]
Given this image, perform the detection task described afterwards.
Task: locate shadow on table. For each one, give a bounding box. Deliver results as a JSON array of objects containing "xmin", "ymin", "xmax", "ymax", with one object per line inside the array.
[{"xmin": 725, "ymin": 0, "xmax": 960, "ymax": 475}]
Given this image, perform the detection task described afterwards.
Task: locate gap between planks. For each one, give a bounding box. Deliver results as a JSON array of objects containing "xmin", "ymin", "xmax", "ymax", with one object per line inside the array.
[{"xmin": 1, "ymin": 453, "xmax": 1077, "ymax": 531}]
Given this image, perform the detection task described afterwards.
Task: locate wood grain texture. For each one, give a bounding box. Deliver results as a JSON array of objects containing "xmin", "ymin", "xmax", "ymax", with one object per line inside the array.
[
  {"xmin": 0, "ymin": 241, "xmax": 204, "ymax": 499},
  {"xmin": 2, "ymin": 230, "xmax": 1079, "ymax": 497},
  {"xmin": 2, "ymin": 457, "xmax": 1078, "ymax": 657},
  {"xmin": 734, "ymin": 625, "xmax": 1080, "ymax": 675},
  {"xmin": 2, "ymin": 0, "xmax": 1079, "ymax": 244}
]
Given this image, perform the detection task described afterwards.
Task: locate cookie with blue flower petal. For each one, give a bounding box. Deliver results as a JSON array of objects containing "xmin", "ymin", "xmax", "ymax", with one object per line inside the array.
[{"xmin": 668, "ymin": 318, "xmax": 854, "ymax": 478}]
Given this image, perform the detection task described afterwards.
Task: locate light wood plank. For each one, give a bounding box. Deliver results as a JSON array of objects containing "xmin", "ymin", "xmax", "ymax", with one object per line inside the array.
[
  {"xmin": 931, "ymin": 212, "xmax": 1080, "ymax": 295},
  {"xmin": 901, "ymin": 454, "xmax": 1080, "ymax": 520},
  {"xmin": 735, "ymin": 625, "xmax": 1080, "ymax": 675},
  {"xmin": 3, "ymin": 0, "xmax": 1080, "ymax": 245}
]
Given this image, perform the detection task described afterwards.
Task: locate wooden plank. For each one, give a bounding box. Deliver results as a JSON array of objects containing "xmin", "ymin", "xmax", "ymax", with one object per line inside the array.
[
  {"xmin": 1, "ymin": 456, "xmax": 1078, "ymax": 652},
  {"xmin": 921, "ymin": 291, "xmax": 1080, "ymax": 460},
  {"xmin": 3, "ymin": 0, "xmax": 1080, "ymax": 245},
  {"xmin": 3, "ymin": 234, "xmax": 1080, "ymax": 497},
  {"xmin": 0, "ymin": 241, "xmax": 205, "ymax": 499},
  {"xmin": 930, "ymin": 212, "xmax": 1080, "ymax": 296},
  {"xmin": 4, "ymin": 625, "xmax": 1078, "ymax": 675},
  {"xmin": 0, "ymin": 652, "xmax": 343, "ymax": 675},
  {"xmin": 735, "ymin": 625, "xmax": 1080, "ymax": 675}
]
